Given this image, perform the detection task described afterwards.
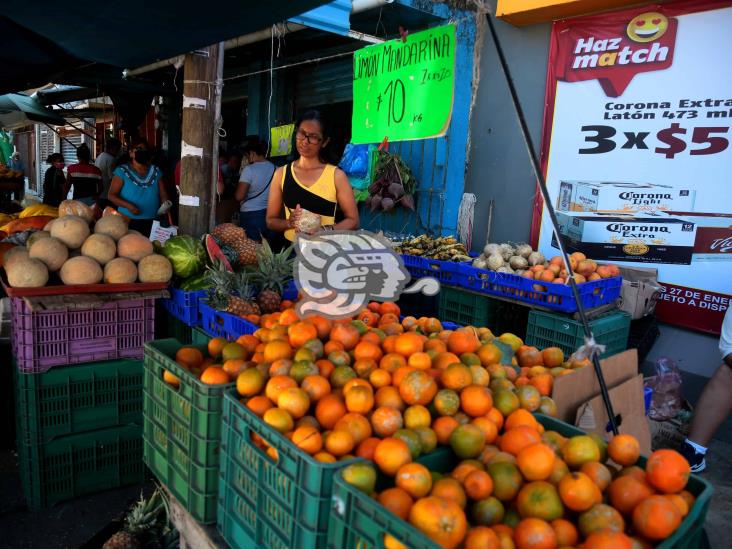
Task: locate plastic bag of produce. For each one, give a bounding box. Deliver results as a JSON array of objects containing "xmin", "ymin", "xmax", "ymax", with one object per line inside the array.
[
  {"xmin": 646, "ymin": 357, "xmax": 684, "ymax": 421},
  {"xmin": 162, "ymin": 235, "xmax": 206, "ymax": 278}
]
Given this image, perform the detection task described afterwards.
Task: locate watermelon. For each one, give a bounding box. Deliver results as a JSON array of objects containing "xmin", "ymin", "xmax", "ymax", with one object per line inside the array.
[
  {"xmin": 204, "ymin": 234, "xmax": 233, "ymax": 272},
  {"xmin": 162, "ymin": 235, "xmax": 206, "ymax": 278},
  {"xmin": 179, "ymin": 271, "xmax": 212, "ymax": 291}
]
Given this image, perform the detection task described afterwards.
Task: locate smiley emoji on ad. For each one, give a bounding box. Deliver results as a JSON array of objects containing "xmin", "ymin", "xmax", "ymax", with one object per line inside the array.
[{"xmin": 627, "ymin": 12, "xmax": 669, "ymax": 42}]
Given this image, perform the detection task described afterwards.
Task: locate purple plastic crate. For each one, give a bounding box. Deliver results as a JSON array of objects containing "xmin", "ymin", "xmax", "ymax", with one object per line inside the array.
[
  {"xmin": 198, "ymin": 301, "xmax": 257, "ymax": 341},
  {"xmin": 456, "ymin": 264, "xmax": 622, "ymax": 313},
  {"xmin": 161, "ymin": 287, "xmax": 205, "ymax": 327},
  {"xmin": 400, "ymin": 255, "xmax": 466, "ymax": 285},
  {"xmin": 11, "ymin": 296, "xmax": 156, "ymax": 374}
]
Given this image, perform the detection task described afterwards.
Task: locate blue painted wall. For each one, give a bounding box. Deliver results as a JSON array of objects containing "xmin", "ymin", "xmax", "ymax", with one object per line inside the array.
[{"xmin": 360, "ymin": 1, "xmax": 478, "ymax": 237}]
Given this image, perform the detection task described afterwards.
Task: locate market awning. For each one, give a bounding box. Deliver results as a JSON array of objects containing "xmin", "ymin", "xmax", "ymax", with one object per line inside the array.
[
  {"xmin": 0, "ymin": 0, "xmax": 330, "ymax": 94},
  {"xmin": 0, "ymin": 93, "xmax": 67, "ymax": 129}
]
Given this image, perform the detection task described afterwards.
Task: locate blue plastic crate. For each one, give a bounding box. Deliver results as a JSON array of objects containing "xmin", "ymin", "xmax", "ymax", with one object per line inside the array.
[
  {"xmin": 283, "ymin": 280, "xmax": 298, "ymax": 301},
  {"xmin": 400, "ymin": 254, "xmax": 466, "ymax": 285},
  {"xmin": 198, "ymin": 301, "xmax": 257, "ymax": 341},
  {"xmin": 457, "ymin": 264, "xmax": 622, "ymax": 313},
  {"xmin": 161, "ymin": 288, "xmax": 206, "ymax": 327}
]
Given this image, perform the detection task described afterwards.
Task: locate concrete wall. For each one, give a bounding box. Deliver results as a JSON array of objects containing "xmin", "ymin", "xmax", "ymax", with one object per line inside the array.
[
  {"xmin": 465, "ymin": 17, "xmax": 720, "ymax": 377},
  {"xmin": 465, "ymin": 18, "xmax": 551, "ymax": 247}
]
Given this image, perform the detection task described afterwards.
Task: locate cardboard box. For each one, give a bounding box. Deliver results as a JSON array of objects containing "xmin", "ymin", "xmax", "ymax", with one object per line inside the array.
[
  {"xmin": 617, "ymin": 265, "xmax": 661, "ymax": 319},
  {"xmin": 552, "ymin": 349, "xmax": 651, "ymax": 454},
  {"xmin": 555, "ymin": 212, "xmax": 697, "ymax": 265},
  {"xmin": 665, "ymin": 211, "xmax": 732, "ymax": 262},
  {"xmin": 557, "ymin": 181, "xmax": 696, "ymax": 214}
]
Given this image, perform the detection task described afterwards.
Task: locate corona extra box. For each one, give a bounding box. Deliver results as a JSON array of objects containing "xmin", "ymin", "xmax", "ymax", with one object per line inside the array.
[
  {"xmin": 556, "ymin": 181, "xmax": 696, "ymax": 213},
  {"xmin": 554, "ymin": 212, "xmax": 696, "ymax": 264}
]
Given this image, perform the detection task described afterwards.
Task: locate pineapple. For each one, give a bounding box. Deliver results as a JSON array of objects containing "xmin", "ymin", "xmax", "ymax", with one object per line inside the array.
[
  {"xmin": 207, "ymin": 265, "xmax": 261, "ymax": 317},
  {"xmin": 211, "ymin": 223, "xmax": 246, "ymax": 245},
  {"xmin": 103, "ymin": 489, "xmax": 165, "ymax": 549},
  {"xmin": 232, "ymin": 236, "xmax": 260, "ymax": 267},
  {"xmin": 248, "ymin": 240, "xmax": 294, "ymax": 313}
]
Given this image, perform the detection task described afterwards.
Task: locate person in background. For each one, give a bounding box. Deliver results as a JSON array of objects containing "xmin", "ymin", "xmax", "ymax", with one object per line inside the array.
[
  {"xmin": 8, "ymin": 151, "xmax": 25, "ymax": 175},
  {"xmin": 65, "ymin": 144, "xmax": 102, "ymax": 206},
  {"xmin": 216, "ymin": 151, "xmax": 242, "ymax": 224},
  {"xmin": 95, "ymin": 138, "xmax": 121, "ymax": 201},
  {"xmin": 42, "ymin": 153, "xmax": 65, "ymax": 207},
  {"xmin": 681, "ymin": 307, "xmax": 732, "ymax": 472},
  {"xmin": 236, "ymin": 140, "xmax": 275, "ymax": 241},
  {"xmin": 266, "ymin": 110, "xmax": 358, "ymax": 241},
  {"xmin": 108, "ymin": 138, "xmax": 169, "ymax": 235}
]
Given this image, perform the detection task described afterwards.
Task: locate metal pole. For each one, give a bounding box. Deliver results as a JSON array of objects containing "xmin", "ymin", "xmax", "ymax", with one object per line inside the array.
[{"xmin": 484, "ymin": 11, "xmax": 619, "ymax": 434}]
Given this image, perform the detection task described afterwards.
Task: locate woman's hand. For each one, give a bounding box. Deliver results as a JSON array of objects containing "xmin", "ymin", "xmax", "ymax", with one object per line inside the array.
[
  {"xmin": 290, "ymin": 204, "xmax": 303, "ymax": 231},
  {"xmin": 129, "ymin": 205, "xmax": 141, "ymax": 215}
]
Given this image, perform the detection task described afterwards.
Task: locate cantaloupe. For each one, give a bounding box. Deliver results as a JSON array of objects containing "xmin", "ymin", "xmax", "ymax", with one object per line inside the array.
[
  {"xmin": 104, "ymin": 258, "xmax": 138, "ymax": 284},
  {"xmin": 29, "ymin": 237, "xmax": 68, "ymax": 271},
  {"xmin": 60, "ymin": 256, "xmax": 103, "ymax": 285},
  {"xmin": 117, "ymin": 233, "xmax": 153, "ymax": 262},
  {"xmin": 51, "ymin": 215, "xmax": 90, "ymax": 249},
  {"xmin": 7, "ymin": 257, "xmax": 48, "ymax": 287},
  {"xmin": 27, "ymin": 231, "xmax": 50, "ymax": 249},
  {"xmin": 4, "ymin": 247, "xmax": 29, "ymax": 270},
  {"xmin": 44, "ymin": 219, "xmax": 55, "ymax": 232},
  {"xmin": 59, "ymin": 199, "xmax": 94, "ymax": 222},
  {"xmin": 137, "ymin": 254, "xmax": 173, "ymax": 283},
  {"xmin": 94, "ymin": 215, "xmax": 128, "ymax": 241},
  {"xmin": 81, "ymin": 234, "xmax": 116, "ymax": 265}
]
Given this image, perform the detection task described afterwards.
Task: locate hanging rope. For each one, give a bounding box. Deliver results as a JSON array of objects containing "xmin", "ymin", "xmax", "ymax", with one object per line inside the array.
[{"xmin": 457, "ymin": 193, "xmax": 477, "ymax": 249}]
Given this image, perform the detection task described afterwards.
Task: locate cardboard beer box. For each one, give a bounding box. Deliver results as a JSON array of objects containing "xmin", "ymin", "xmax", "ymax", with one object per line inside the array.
[
  {"xmin": 665, "ymin": 211, "xmax": 732, "ymax": 262},
  {"xmin": 617, "ymin": 265, "xmax": 661, "ymax": 319},
  {"xmin": 555, "ymin": 212, "xmax": 697, "ymax": 265},
  {"xmin": 556, "ymin": 181, "xmax": 696, "ymax": 213}
]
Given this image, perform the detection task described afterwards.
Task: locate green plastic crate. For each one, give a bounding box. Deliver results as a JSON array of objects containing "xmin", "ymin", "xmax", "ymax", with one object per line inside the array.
[
  {"xmin": 14, "ymin": 358, "xmax": 143, "ymax": 445},
  {"xmin": 525, "ymin": 309, "xmax": 631, "ymax": 358},
  {"xmin": 438, "ymin": 285, "xmax": 501, "ymax": 328},
  {"xmin": 216, "ymin": 388, "xmax": 452, "ymax": 549},
  {"xmin": 143, "ymin": 339, "xmax": 234, "ymax": 524},
  {"xmin": 191, "ymin": 327, "xmax": 209, "ymax": 346},
  {"xmin": 437, "ymin": 286, "xmax": 529, "ymax": 338},
  {"xmin": 17, "ymin": 423, "xmax": 144, "ymax": 510},
  {"xmin": 167, "ymin": 315, "xmax": 193, "ymax": 344},
  {"xmin": 328, "ymin": 415, "xmax": 713, "ymax": 549}
]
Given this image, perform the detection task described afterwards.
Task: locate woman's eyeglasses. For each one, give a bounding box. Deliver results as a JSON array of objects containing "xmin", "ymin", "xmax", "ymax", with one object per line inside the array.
[{"xmin": 295, "ymin": 130, "xmax": 323, "ymax": 145}]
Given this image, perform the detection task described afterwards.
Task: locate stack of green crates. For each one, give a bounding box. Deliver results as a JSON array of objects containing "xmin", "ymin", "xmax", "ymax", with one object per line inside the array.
[{"xmin": 13, "ymin": 358, "xmax": 145, "ymax": 509}]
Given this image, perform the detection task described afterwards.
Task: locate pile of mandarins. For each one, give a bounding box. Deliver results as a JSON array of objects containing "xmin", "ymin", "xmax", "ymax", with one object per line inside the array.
[{"xmin": 342, "ymin": 426, "xmax": 693, "ymax": 549}]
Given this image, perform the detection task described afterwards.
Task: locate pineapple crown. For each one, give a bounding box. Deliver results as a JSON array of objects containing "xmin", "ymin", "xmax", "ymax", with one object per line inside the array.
[{"xmin": 247, "ymin": 239, "xmax": 294, "ymax": 293}]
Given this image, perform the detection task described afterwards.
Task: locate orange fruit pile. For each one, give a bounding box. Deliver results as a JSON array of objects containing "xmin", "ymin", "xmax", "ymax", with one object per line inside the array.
[{"xmin": 343, "ymin": 428, "xmax": 693, "ymax": 549}]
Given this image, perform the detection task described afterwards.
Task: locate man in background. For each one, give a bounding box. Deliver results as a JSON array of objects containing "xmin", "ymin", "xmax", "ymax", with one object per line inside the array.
[
  {"xmin": 8, "ymin": 151, "xmax": 25, "ymax": 175},
  {"xmin": 95, "ymin": 138, "xmax": 121, "ymax": 199}
]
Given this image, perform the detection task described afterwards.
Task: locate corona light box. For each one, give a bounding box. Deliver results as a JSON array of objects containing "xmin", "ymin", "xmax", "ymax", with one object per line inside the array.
[{"xmin": 557, "ymin": 181, "xmax": 696, "ymax": 213}]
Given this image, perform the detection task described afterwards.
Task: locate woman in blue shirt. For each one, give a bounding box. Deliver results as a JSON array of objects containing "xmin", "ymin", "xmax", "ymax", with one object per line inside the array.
[{"xmin": 108, "ymin": 139, "xmax": 169, "ymax": 235}]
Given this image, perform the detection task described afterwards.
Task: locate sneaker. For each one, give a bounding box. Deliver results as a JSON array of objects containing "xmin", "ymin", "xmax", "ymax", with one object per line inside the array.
[{"xmin": 680, "ymin": 441, "xmax": 707, "ymax": 473}]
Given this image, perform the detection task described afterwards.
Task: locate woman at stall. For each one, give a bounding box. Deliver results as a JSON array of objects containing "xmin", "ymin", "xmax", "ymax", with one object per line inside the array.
[
  {"xmin": 235, "ymin": 140, "xmax": 275, "ymax": 241},
  {"xmin": 266, "ymin": 110, "xmax": 358, "ymax": 241},
  {"xmin": 42, "ymin": 153, "xmax": 66, "ymax": 207},
  {"xmin": 108, "ymin": 139, "xmax": 169, "ymax": 235}
]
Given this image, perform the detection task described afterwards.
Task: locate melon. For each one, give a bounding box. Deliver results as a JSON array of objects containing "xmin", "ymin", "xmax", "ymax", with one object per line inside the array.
[
  {"xmin": 4, "ymin": 247, "xmax": 29, "ymax": 270},
  {"xmin": 117, "ymin": 233, "xmax": 153, "ymax": 262},
  {"xmin": 51, "ymin": 215, "xmax": 91, "ymax": 249},
  {"xmin": 81, "ymin": 234, "xmax": 116, "ymax": 265},
  {"xmin": 29, "ymin": 237, "xmax": 68, "ymax": 271},
  {"xmin": 94, "ymin": 215, "xmax": 128, "ymax": 241},
  {"xmin": 137, "ymin": 254, "xmax": 173, "ymax": 283},
  {"xmin": 60, "ymin": 256, "xmax": 103, "ymax": 285},
  {"xmin": 59, "ymin": 199, "xmax": 94, "ymax": 223},
  {"xmin": 43, "ymin": 219, "xmax": 55, "ymax": 232},
  {"xmin": 104, "ymin": 258, "xmax": 138, "ymax": 284},
  {"xmin": 7, "ymin": 257, "xmax": 48, "ymax": 287},
  {"xmin": 27, "ymin": 231, "xmax": 51, "ymax": 250}
]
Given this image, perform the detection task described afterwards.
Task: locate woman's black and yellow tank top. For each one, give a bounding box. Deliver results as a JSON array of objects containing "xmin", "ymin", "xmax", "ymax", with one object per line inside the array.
[{"xmin": 281, "ymin": 162, "xmax": 341, "ymax": 241}]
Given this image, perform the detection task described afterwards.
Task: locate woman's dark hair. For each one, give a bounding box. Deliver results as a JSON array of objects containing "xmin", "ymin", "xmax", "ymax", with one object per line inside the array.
[
  {"xmin": 243, "ymin": 138, "xmax": 268, "ymax": 158},
  {"xmin": 129, "ymin": 137, "xmax": 149, "ymax": 150},
  {"xmin": 76, "ymin": 143, "xmax": 91, "ymax": 162},
  {"xmin": 295, "ymin": 110, "xmax": 334, "ymax": 164},
  {"xmin": 46, "ymin": 152, "xmax": 63, "ymax": 163}
]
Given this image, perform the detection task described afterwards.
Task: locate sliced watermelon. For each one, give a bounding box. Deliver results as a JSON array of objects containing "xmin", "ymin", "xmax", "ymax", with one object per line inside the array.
[{"xmin": 204, "ymin": 234, "xmax": 233, "ymax": 272}]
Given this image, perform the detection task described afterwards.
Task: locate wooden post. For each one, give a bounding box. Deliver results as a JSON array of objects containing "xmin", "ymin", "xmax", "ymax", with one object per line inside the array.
[{"xmin": 179, "ymin": 43, "xmax": 223, "ymax": 236}]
